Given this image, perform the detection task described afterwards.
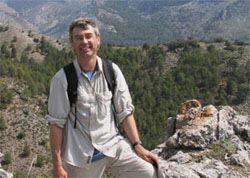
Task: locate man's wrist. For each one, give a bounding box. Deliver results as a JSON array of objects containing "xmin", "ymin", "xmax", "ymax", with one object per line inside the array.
[{"xmin": 132, "ymin": 140, "xmax": 143, "ymax": 149}]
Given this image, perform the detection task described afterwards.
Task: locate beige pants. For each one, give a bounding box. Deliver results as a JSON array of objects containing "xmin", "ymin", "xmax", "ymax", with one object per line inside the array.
[{"xmin": 63, "ymin": 139, "xmax": 157, "ymax": 178}]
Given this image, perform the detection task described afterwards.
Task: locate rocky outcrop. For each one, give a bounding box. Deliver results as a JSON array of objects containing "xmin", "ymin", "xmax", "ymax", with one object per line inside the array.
[{"xmin": 153, "ymin": 99, "xmax": 250, "ymax": 178}]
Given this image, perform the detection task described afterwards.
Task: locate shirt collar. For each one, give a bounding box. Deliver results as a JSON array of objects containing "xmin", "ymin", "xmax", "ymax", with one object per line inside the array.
[{"xmin": 73, "ymin": 56, "xmax": 103, "ymax": 78}]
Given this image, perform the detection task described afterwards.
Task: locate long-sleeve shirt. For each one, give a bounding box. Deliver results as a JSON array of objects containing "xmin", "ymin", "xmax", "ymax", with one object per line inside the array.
[{"xmin": 46, "ymin": 57, "xmax": 135, "ymax": 168}]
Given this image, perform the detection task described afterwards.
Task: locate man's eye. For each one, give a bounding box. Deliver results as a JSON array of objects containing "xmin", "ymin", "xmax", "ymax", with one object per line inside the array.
[
  {"xmin": 76, "ymin": 37, "xmax": 83, "ymax": 40},
  {"xmin": 85, "ymin": 34, "xmax": 92, "ymax": 39}
]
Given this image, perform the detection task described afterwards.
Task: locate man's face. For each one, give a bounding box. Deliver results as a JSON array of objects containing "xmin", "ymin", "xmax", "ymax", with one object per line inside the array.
[{"xmin": 71, "ymin": 25, "xmax": 100, "ymax": 60}]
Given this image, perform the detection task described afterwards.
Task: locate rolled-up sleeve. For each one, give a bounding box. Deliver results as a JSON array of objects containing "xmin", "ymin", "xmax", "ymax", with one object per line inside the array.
[
  {"xmin": 112, "ymin": 64, "xmax": 135, "ymax": 123},
  {"xmin": 45, "ymin": 69, "xmax": 70, "ymax": 128}
]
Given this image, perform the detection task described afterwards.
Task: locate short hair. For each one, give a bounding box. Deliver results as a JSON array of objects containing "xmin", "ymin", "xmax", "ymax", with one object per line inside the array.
[{"xmin": 69, "ymin": 17, "xmax": 100, "ymax": 42}]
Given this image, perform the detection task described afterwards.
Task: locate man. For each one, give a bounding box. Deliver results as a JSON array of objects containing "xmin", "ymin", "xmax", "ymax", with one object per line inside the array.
[{"xmin": 46, "ymin": 17, "xmax": 158, "ymax": 178}]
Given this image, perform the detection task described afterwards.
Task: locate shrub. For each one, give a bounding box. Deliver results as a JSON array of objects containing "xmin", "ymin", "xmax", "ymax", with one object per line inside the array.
[
  {"xmin": 0, "ymin": 113, "xmax": 7, "ymax": 131},
  {"xmin": 36, "ymin": 154, "xmax": 46, "ymax": 167},
  {"xmin": 0, "ymin": 88, "xmax": 14, "ymax": 109},
  {"xmin": 214, "ymin": 37, "xmax": 225, "ymax": 43},
  {"xmin": 14, "ymin": 171, "xmax": 27, "ymax": 178},
  {"xmin": 39, "ymin": 139, "xmax": 47, "ymax": 146},
  {"xmin": 4, "ymin": 151, "xmax": 13, "ymax": 164},
  {"xmin": 23, "ymin": 143, "xmax": 31, "ymax": 157},
  {"xmin": 17, "ymin": 131, "xmax": 26, "ymax": 140},
  {"xmin": 208, "ymin": 138, "xmax": 237, "ymax": 160}
]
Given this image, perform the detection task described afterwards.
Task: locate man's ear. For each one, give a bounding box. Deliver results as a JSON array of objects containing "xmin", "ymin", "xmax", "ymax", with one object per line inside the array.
[{"xmin": 97, "ymin": 36, "xmax": 101, "ymax": 49}]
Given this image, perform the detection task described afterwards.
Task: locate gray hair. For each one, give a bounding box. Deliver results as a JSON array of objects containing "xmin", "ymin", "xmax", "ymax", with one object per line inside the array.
[{"xmin": 69, "ymin": 17, "xmax": 100, "ymax": 42}]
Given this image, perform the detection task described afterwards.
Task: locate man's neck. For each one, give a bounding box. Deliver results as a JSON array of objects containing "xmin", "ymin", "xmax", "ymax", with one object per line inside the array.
[{"xmin": 77, "ymin": 56, "xmax": 97, "ymax": 71}]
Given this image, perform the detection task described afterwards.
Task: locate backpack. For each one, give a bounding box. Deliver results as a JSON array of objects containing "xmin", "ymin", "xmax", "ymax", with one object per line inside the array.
[{"xmin": 63, "ymin": 59, "xmax": 116, "ymax": 128}]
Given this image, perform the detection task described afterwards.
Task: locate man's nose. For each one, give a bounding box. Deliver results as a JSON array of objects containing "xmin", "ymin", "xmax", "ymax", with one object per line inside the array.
[{"xmin": 81, "ymin": 37, "xmax": 88, "ymax": 44}]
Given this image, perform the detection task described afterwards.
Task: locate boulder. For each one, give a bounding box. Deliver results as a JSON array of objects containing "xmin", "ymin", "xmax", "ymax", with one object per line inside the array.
[{"xmin": 154, "ymin": 100, "xmax": 250, "ymax": 178}]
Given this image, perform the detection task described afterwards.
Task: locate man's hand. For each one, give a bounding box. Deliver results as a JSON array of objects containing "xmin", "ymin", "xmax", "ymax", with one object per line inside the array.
[
  {"xmin": 53, "ymin": 165, "xmax": 68, "ymax": 178},
  {"xmin": 121, "ymin": 114, "xmax": 159, "ymax": 167},
  {"xmin": 50, "ymin": 125, "xmax": 67, "ymax": 178},
  {"xmin": 134, "ymin": 144, "xmax": 158, "ymax": 165}
]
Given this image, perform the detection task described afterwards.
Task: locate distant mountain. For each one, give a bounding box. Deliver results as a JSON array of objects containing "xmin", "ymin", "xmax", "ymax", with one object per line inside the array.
[
  {"xmin": 0, "ymin": 2, "xmax": 36, "ymax": 31},
  {"xmin": 0, "ymin": 0, "xmax": 249, "ymax": 44},
  {"xmin": 0, "ymin": 23, "xmax": 67, "ymax": 63}
]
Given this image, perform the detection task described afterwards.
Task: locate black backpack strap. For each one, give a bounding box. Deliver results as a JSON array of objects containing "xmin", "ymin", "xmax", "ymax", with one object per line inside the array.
[
  {"xmin": 102, "ymin": 59, "xmax": 116, "ymax": 94},
  {"xmin": 102, "ymin": 59, "xmax": 121, "ymax": 131},
  {"xmin": 63, "ymin": 62, "xmax": 78, "ymax": 107},
  {"xmin": 63, "ymin": 60, "xmax": 117, "ymax": 129},
  {"xmin": 63, "ymin": 62, "xmax": 78, "ymax": 128}
]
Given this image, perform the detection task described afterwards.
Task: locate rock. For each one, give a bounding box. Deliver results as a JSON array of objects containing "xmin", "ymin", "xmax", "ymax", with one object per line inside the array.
[
  {"xmin": 0, "ymin": 152, "xmax": 13, "ymax": 178},
  {"xmin": 156, "ymin": 148, "xmax": 250, "ymax": 178},
  {"xmin": 0, "ymin": 169, "xmax": 13, "ymax": 178},
  {"xmin": 151, "ymin": 142, "xmax": 166, "ymax": 155},
  {"xmin": 164, "ymin": 103, "xmax": 246, "ymax": 150},
  {"xmin": 153, "ymin": 100, "xmax": 250, "ymax": 178},
  {"xmin": 0, "ymin": 152, "xmax": 3, "ymax": 167},
  {"xmin": 218, "ymin": 106, "xmax": 235, "ymax": 140},
  {"xmin": 165, "ymin": 117, "xmax": 176, "ymax": 140},
  {"xmin": 166, "ymin": 103, "xmax": 220, "ymax": 149},
  {"xmin": 168, "ymin": 151, "xmax": 191, "ymax": 164},
  {"xmin": 230, "ymin": 150, "xmax": 250, "ymax": 167},
  {"xmin": 158, "ymin": 157, "xmax": 230, "ymax": 178},
  {"xmin": 190, "ymin": 158, "xmax": 228, "ymax": 178},
  {"xmin": 158, "ymin": 160, "xmax": 200, "ymax": 178},
  {"xmin": 165, "ymin": 133, "xmax": 179, "ymax": 149},
  {"xmin": 229, "ymin": 114, "xmax": 250, "ymax": 142}
]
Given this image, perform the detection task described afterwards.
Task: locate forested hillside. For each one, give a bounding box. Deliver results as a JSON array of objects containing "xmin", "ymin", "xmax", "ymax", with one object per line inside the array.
[
  {"xmin": 1, "ymin": 0, "xmax": 249, "ymax": 44},
  {"xmin": 1, "ymin": 37, "xmax": 249, "ymax": 150}
]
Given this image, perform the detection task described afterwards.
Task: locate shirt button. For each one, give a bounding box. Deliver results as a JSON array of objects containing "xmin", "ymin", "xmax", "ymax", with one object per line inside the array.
[{"xmin": 82, "ymin": 113, "xmax": 87, "ymax": 117}]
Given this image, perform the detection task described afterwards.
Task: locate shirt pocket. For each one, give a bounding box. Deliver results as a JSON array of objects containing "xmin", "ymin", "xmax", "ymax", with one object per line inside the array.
[{"xmin": 96, "ymin": 91, "xmax": 112, "ymax": 119}]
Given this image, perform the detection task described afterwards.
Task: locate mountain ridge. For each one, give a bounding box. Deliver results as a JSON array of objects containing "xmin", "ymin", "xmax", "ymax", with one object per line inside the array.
[
  {"xmin": 0, "ymin": 0, "xmax": 249, "ymax": 44},
  {"xmin": 0, "ymin": 2, "xmax": 36, "ymax": 32}
]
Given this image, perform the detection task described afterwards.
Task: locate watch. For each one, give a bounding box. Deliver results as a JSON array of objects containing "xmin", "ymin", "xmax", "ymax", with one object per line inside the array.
[{"xmin": 132, "ymin": 140, "xmax": 142, "ymax": 149}]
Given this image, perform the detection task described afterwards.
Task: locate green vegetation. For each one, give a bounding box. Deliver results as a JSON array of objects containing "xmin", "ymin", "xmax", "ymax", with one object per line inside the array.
[
  {"xmin": 99, "ymin": 41, "xmax": 249, "ymax": 148},
  {"xmin": 4, "ymin": 151, "xmax": 13, "ymax": 164},
  {"xmin": 0, "ymin": 25, "xmax": 9, "ymax": 32},
  {"xmin": 22, "ymin": 143, "xmax": 31, "ymax": 157},
  {"xmin": 17, "ymin": 131, "xmax": 26, "ymax": 140},
  {"xmin": 0, "ymin": 82, "xmax": 14, "ymax": 110},
  {"xmin": 0, "ymin": 39, "xmax": 249, "ymax": 150},
  {"xmin": 13, "ymin": 171, "xmax": 28, "ymax": 178},
  {"xmin": 0, "ymin": 38, "xmax": 74, "ymax": 113},
  {"xmin": 36, "ymin": 154, "xmax": 47, "ymax": 168},
  {"xmin": 0, "ymin": 113, "xmax": 7, "ymax": 131},
  {"xmin": 208, "ymin": 138, "xmax": 237, "ymax": 160}
]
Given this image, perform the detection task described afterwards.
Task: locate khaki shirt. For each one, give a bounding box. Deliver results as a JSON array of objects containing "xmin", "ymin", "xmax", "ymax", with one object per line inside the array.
[{"xmin": 46, "ymin": 57, "xmax": 134, "ymax": 168}]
